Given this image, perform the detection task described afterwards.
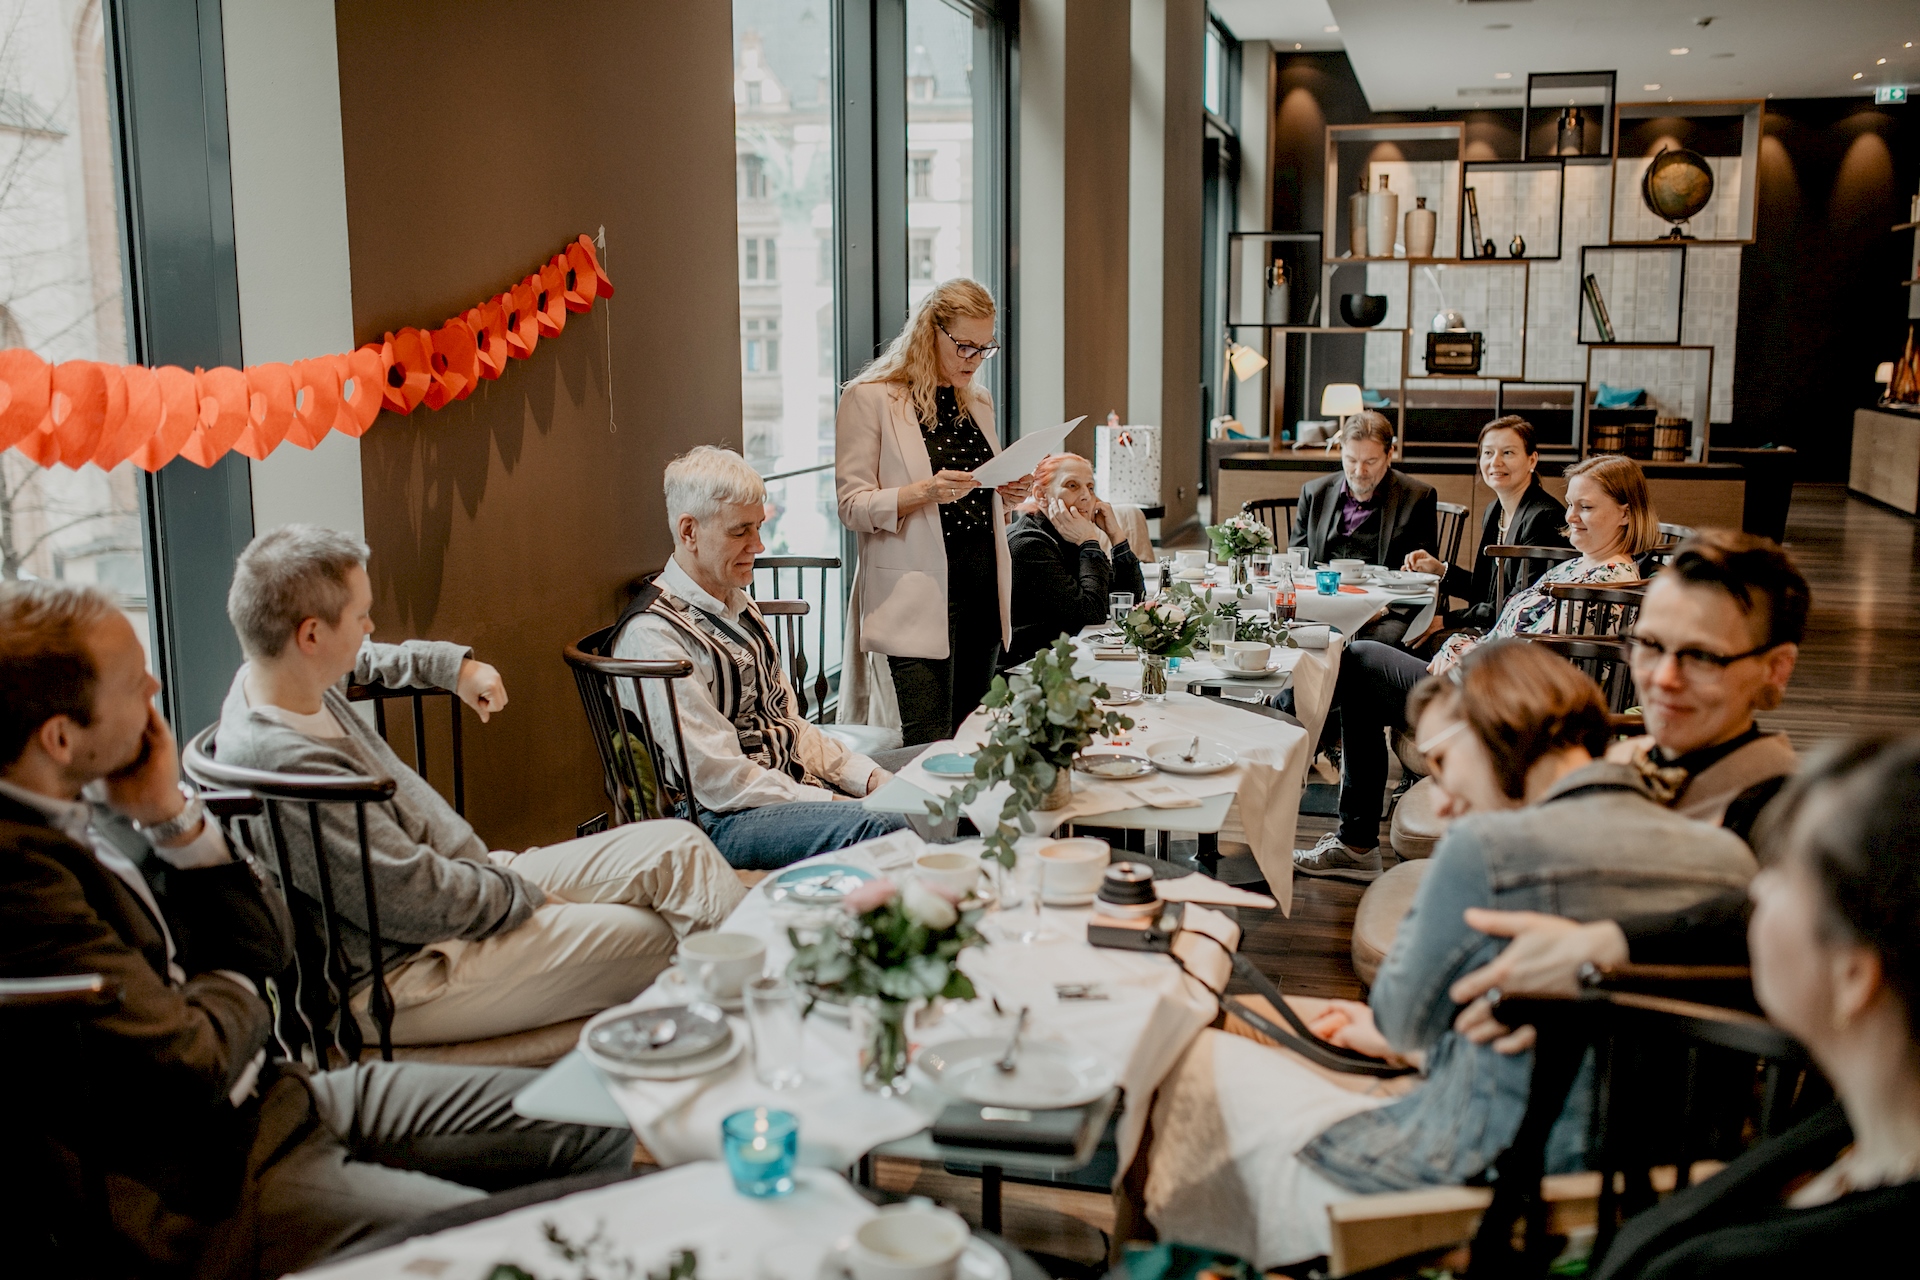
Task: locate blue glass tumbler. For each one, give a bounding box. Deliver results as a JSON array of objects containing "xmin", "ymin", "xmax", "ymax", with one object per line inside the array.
[
  {"xmin": 722, "ymin": 1106, "xmax": 798, "ymax": 1197},
  {"xmin": 1315, "ymin": 569, "xmax": 1342, "ymax": 596}
]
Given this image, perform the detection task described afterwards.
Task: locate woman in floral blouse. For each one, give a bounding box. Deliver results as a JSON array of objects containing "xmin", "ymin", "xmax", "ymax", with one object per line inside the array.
[{"xmin": 1295, "ymin": 455, "xmax": 1659, "ymax": 882}]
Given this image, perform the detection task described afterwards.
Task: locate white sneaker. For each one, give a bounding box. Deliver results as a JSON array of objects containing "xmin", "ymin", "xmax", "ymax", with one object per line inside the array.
[{"xmin": 1292, "ymin": 831, "xmax": 1383, "ymax": 883}]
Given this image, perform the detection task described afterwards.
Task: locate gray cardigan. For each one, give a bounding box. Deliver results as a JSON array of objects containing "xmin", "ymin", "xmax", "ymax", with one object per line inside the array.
[
  {"xmin": 1298, "ymin": 762, "xmax": 1757, "ymax": 1194},
  {"xmin": 214, "ymin": 640, "xmax": 541, "ymax": 986}
]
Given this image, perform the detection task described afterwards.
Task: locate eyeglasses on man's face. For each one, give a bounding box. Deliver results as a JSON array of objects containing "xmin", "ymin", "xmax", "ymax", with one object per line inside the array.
[
  {"xmin": 938, "ymin": 323, "xmax": 1000, "ymax": 362},
  {"xmin": 1625, "ymin": 632, "xmax": 1775, "ymax": 679}
]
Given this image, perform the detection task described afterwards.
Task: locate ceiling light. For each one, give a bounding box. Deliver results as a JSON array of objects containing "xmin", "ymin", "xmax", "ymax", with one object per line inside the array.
[
  {"xmin": 1495, "ymin": 72, "xmax": 1512, "ymax": 79},
  {"xmin": 1644, "ymin": 84, "xmax": 1661, "ymax": 91},
  {"xmin": 1324, "ymin": 25, "xmax": 1339, "ymax": 33},
  {"xmin": 1878, "ymin": 58, "xmax": 1888, "ymax": 64},
  {"xmin": 1854, "ymin": 72, "xmax": 1865, "ymax": 79},
  {"xmin": 1670, "ymin": 48, "xmax": 1690, "ymax": 56},
  {"xmin": 1294, "ymin": 42, "xmax": 1302, "ymax": 50}
]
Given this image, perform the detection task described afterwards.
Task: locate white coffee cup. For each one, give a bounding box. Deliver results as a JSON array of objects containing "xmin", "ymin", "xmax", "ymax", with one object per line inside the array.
[
  {"xmin": 673, "ymin": 931, "xmax": 765, "ymax": 1001},
  {"xmin": 845, "ymin": 1204, "xmax": 970, "ymax": 1280},
  {"xmin": 1175, "ymin": 549, "xmax": 1207, "ymax": 572},
  {"xmin": 1038, "ymin": 837, "xmax": 1110, "ymax": 899},
  {"xmin": 1223, "ymin": 640, "xmax": 1272, "ymax": 671},
  {"xmin": 914, "ymin": 850, "xmax": 982, "ymax": 900},
  {"xmin": 1330, "ymin": 557, "xmax": 1366, "ymax": 584}
]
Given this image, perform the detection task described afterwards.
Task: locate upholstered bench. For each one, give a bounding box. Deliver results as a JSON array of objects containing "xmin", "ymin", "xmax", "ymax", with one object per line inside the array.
[
  {"xmin": 1351, "ymin": 860, "xmax": 1428, "ymax": 987},
  {"xmin": 1389, "ymin": 776, "xmax": 1449, "ymax": 862}
]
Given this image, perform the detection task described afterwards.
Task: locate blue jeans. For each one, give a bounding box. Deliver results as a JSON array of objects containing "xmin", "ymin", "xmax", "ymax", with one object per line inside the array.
[{"xmin": 695, "ymin": 801, "xmax": 909, "ymax": 871}]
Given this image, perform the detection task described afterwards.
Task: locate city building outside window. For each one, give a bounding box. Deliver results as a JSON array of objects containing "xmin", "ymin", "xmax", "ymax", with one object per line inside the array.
[
  {"xmin": 910, "ymin": 235, "xmax": 934, "ymax": 281},
  {"xmin": 910, "ymin": 154, "xmax": 933, "ymax": 199},
  {"xmin": 0, "ymin": 0, "xmax": 151, "ymax": 654},
  {"xmin": 904, "ymin": 0, "xmax": 975, "ymax": 310}
]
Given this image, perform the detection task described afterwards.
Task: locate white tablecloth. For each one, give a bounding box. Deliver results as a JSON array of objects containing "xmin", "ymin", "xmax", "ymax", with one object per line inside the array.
[
  {"xmin": 592, "ymin": 832, "xmax": 1220, "ymax": 1176},
  {"xmin": 896, "ymin": 633, "xmax": 1340, "ymax": 911},
  {"xmin": 298, "ymin": 1161, "xmax": 878, "ymax": 1280}
]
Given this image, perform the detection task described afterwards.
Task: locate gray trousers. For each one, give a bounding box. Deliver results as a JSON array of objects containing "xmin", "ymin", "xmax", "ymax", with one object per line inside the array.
[{"xmin": 256, "ymin": 1061, "xmax": 633, "ymax": 1277}]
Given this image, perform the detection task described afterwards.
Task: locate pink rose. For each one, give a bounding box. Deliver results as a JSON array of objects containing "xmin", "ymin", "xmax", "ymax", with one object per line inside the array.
[{"xmin": 842, "ymin": 876, "xmax": 899, "ymax": 915}]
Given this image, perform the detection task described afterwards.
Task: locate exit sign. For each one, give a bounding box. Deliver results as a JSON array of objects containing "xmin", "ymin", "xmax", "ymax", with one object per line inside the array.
[{"xmin": 1876, "ymin": 85, "xmax": 1909, "ymax": 105}]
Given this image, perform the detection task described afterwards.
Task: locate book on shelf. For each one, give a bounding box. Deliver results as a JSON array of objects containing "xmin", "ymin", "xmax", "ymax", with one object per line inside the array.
[{"xmin": 1583, "ymin": 273, "xmax": 1617, "ymax": 343}]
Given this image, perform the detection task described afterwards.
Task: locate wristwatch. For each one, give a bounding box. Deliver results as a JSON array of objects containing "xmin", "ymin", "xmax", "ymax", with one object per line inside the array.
[{"xmin": 135, "ymin": 781, "xmax": 206, "ymax": 846}]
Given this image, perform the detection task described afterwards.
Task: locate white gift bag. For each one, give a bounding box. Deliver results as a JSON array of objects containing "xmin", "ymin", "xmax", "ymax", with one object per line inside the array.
[{"xmin": 1095, "ymin": 423, "xmax": 1162, "ymax": 507}]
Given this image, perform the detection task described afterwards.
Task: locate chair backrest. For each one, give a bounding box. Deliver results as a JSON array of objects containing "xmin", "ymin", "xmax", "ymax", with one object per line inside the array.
[
  {"xmin": 1543, "ymin": 580, "xmax": 1647, "ymax": 637},
  {"xmin": 346, "ymin": 682, "xmax": 465, "ymax": 816},
  {"xmin": 183, "ymin": 724, "xmax": 400, "ymax": 1065},
  {"xmin": 1434, "ymin": 501, "xmax": 1469, "ymax": 570},
  {"xmin": 1638, "ymin": 522, "xmax": 1697, "ymax": 573},
  {"xmin": 1527, "ymin": 634, "xmax": 1639, "ymax": 715},
  {"xmin": 1481, "ymin": 543, "xmax": 1581, "ymax": 617},
  {"xmin": 565, "ymin": 625, "xmax": 701, "ymax": 832},
  {"xmin": 1480, "ymin": 985, "xmax": 1815, "ymax": 1274},
  {"xmin": 751, "ymin": 555, "xmax": 842, "ymax": 722},
  {"xmin": 1239, "ymin": 496, "xmax": 1297, "ymax": 548},
  {"xmin": 754, "ymin": 598, "xmax": 818, "ymax": 722}
]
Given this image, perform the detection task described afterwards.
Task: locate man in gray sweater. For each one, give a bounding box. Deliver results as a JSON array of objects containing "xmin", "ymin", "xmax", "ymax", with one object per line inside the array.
[{"xmin": 214, "ymin": 525, "xmax": 746, "ymax": 1046}]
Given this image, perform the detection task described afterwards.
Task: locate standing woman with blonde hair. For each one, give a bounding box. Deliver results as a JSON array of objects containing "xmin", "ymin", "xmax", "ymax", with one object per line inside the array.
[{"xmin": 836, "ymin": 278, "xmax": 1033, "ymax": 745}]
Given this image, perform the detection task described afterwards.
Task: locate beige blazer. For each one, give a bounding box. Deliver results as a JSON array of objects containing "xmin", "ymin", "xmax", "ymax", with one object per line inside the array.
[{"xmin": 835, "ymin": 379, "xmax": 1013, "ymax": 659}]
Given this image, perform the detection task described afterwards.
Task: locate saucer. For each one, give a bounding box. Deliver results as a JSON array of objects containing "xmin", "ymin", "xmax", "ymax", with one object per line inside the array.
[
  {"xmin": 922, "ymin": 752, "xmax": 980, "ymax": 777},
  {"xmin": 1097, "ymin": 687, "xmax": 1143, "ymax": 706},
  {"xmin": 819, "ymin": 1236, "xmax": 1010, "ymax": 1280},
  {"xmin": 1214, "ymin": 662, "xmax": 1282, "ymax": 680},
  {"xmin": 1040, "ymin": 890, "xmax": 1100, "ymax": 907},
  {"xmin": 653, "ymin": 968, "xmax": 745, "ymax": 1013}
]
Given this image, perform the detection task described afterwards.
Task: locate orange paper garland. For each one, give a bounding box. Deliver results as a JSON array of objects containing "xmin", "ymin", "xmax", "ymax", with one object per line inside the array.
[{"xmin": 0, "ymin": 234, "xmax": 612, "ymax": 472}]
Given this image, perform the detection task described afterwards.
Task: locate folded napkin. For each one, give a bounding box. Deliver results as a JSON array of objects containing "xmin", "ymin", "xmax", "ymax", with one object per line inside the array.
[
  {"xmin": 1134, "ymin": 781, "xmax": 1203, "ymax": 809},
  {"xmin": 1156, "ymin": 872, "xmax": 1277, "ymax": 910},
  {"xmin": 1288, "ymin": 624, "xmax": 1331, "ymax": 650}
]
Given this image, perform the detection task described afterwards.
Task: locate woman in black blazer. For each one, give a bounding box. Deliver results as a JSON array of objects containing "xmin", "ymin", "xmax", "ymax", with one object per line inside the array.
[
  {"xmin": 1004, "ymin": 453, "xmax": 1145, "ymax": 666},
  {"xmin": 1404, "ymin": 416, "xmax": 1569, "ymax": 629},
  {"xmin": 1590, "ymin": 734, "xmax": 1920, "ymax": 1280}
]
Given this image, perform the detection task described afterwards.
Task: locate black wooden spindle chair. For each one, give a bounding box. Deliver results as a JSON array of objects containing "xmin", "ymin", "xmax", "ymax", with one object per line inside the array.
[
  {"xmin": 1480, "ymin": 543, "xmax": 1582, "ymax": 616},
  {"xmin": 565, "ymin": 627, "xmax": 702, "ymax": 833},
  {"xmin": 1541, "ymin": 580, "xmax": 1647, "ymax": 638},
  {"xmin": 1434, "ymin": 500, "xmax": 1469, "ymax": 573},
  {"xmin": 1239, "ymin": 496, "xmax": 1298, "ymax": 548},
  {"xmin": 346, "ymin": 682, "xmax": 465, "ymax": 816},
  {"xmin": 751, "ymin": 555, "xmax": 841, "ymax": 722},
  {"xmin": 183, "ymin": 725, "xmax": 401, "ymax": 1064}
]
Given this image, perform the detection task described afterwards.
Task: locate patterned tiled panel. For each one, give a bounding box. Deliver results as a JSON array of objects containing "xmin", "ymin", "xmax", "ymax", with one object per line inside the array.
[
  {"xmin": 1410, "ymin": 264, "xmax": 1527, "ymax": 378},
  {"xmin": 1682, "ymin": 246, "xmax": 1740, "ymax": 421},
  {"xmin": 1524, "ymin": 161, "xmax": 1612, "ymax": 385},
  {"xmin": 1359, "ymin": 160, "xmax": 1460, "ymax": 258},
  {"xmin": 1612, "ymin": 154, "xmax": 1748, "ymax": 242},
  {"xmin": 1579, "ymin": 247, "xmax": 1684, "ymax": 344},
  {"xmin": 1463, "ymin": 164, "xmax": 1563, "ymax": 258}
]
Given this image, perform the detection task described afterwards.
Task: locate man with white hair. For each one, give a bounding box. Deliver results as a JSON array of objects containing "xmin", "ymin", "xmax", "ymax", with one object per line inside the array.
[
  {"xmin": 612, "ymin": 446, "xmax": 909, "ymax": 868},
  {"xmin": 214, "ymin": 525, "xmax": 746, "ymax": 1047}
]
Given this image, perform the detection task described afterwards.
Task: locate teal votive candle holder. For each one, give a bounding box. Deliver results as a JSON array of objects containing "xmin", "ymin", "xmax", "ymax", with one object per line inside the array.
[
  {"xmin": 1315, "ymin": 569, "xmax": 1341, "ymax": 596},
  {"xmin": 722, "ymin": 1106, "xmax": 797, "ymax": 1197}
]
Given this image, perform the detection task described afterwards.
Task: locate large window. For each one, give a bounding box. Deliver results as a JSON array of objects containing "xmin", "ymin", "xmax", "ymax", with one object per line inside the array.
[{"xmin": 1, "ymin": 0, "xmax": 149, "ymax": 651}]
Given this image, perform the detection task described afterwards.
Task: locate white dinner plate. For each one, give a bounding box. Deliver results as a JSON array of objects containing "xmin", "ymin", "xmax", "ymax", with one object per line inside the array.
[
  {"xmin": 582, "ymin": 1015, "xmax": 743, "ymax": 1080},
  {"xmin": 1211, "ymin": 663, "xmax": 1282, "ymax": 681},
  {"xmin": 583, "ymin": 1001, "xmax": 730, "ymax": 1064},
  {"xmin": 1145, "ymin": 738, "xmax": 1238, "ymax": 775},
  {"xmin": 818, "ymin": 1236, "xmax": 1011, "ymax": 1280},
  {"xmin": 1371, "ymin": 569, "xmax": 1440, "ymax": 589},
  {"xmin": 914, "ymin": 1037, "xmax": 1117, "ymax": 1109},
  {"xmin": 1097, "ymin": 687, "xmax": 1143, "ymax": 706},
  {"xmin": 1073, "ymin": 752, "xmax": 1155, "ymax": 780}
]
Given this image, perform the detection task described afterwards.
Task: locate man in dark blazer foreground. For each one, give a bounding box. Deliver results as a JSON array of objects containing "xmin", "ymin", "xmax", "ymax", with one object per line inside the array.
[
  {"xmin": 1290, "ymin": 411, "xmax": 1439, "ymax": 645},
  {"xmin": 0, "ymin": 581, "xmax": 632, "ymax": 1279}
]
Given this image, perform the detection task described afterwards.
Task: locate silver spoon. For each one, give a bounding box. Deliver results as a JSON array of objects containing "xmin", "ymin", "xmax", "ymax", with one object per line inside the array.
[
  {"xmin": 996, "ymin": 1006, "xmax": 1030, "ymax": 1074},
  {"xmin": 647, "ymin": 1018, "xmax": 679, "ymax": 1050},
  {"xmin": 1182, "ymin": 735, "xmax": 1200, "ymax": 762}
]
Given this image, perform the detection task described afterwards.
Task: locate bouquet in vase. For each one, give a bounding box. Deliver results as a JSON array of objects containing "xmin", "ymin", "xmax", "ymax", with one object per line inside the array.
[
  {"xmin": 1121, "ymin": 583, "xmax": 1215, "ymax": 698},
  {"xmin": 1206, "ymin": 513, "xmax": 1277, "ymax": 563}
]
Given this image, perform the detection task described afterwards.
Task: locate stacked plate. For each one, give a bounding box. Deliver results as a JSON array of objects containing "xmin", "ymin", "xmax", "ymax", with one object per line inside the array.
[
  {"xmin": 580, "ymin": 1003, "xmax": 743, "ymax": 1080},
  {"xmin": 915, "ymin": 1037, "xmax": 1115, "ymax": 1109}
]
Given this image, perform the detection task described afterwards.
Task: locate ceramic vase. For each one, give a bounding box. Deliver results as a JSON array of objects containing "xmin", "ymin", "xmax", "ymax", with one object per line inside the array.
[
  {"xmin": 1404, "ymin": 197, "xmax": 1437, "ymax": 260},
  {"xmin": 1367, "ymin": 175, "xmax": 1399, "ymax": 261},
  {"xmin": 1139, "ymin": 653, "xmax": 1169, "ymax": 700},
  {"xmin": 1509, "ymin": 233, "xmax": 1527, "ymax": 259},
  {"xmin": 1348, "ymin": 174, "xmax": 1371, "ymax": 258}
]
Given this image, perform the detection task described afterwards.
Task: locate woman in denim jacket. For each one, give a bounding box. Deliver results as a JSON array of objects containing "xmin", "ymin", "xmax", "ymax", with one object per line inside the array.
[{"xmin": 1143, "ymin": 640, "xmax": 1756, "ymax": 1267}]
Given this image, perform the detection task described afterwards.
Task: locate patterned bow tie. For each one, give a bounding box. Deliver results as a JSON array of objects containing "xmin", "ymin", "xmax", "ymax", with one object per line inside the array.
[{"xmin": 1630, "ymin": 750, "xmax": 1691, "ymax": 804}]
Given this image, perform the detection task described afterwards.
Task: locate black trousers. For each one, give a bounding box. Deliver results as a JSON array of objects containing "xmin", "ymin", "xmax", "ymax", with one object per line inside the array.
[
  {"xmin": 889, "ymin": 592, "xmax": 1002, "ymax": 746},
  {"xmin": 1334, "ymin": 640, "xmax": 1431, "ymax": 849}
]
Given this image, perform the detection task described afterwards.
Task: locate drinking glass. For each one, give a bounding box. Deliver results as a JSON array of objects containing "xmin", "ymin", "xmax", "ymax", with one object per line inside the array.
[
  {"xmin": 1250, "ymin": 553, "xmax": 1272, "ymax": 580},
  {"xmin": 722, "ymin": 1107, "xmax": 798, "ymax": 1197},
  {"xmin": 1316, "ymin": 569, "xmax": 1342, "ymax": 595},
  {"xmin": 1209, "ymin": 617, "xmax": 1235, "ymax": 659},
  {"xmin": 1109, "ymin": 591, "xmax": 1135, "ymax": 631},
  {"xmin": 745, "ymin": 974, "xmax": 806, "ymax": 1091}
]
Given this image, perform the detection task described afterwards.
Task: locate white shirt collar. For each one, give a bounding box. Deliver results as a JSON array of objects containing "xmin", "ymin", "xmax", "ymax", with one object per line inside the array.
[
  {"xmin": 0, "ymin": 777, "xmax": 92, "ymax": 845},
  {"xmin": 660, "ymin": 554, "xmax": 748, "ymax": 622}
]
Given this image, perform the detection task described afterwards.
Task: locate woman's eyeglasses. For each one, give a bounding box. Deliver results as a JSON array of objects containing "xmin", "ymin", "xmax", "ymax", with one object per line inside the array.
[
  {"xmin": 1625, "ymin": 633, "xmax": 1774, "ymax": 677},
  {"xmin": 938, "ymin": 323, "xmax": 1001, "ymax": 362}
]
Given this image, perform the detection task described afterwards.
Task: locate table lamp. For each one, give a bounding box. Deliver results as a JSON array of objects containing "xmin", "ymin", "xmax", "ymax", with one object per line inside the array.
[
  {"xmin": 1320, "ymin": 383, "xmax": 1364, "ymax": 419},
  {"xmin": 1226, "ymin": 340, "xmax": 1269, "ymax": 382}
]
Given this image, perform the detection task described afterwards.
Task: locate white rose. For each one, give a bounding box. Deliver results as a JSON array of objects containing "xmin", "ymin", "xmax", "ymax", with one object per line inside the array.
[
  {"xmin": 1164, "ymin": 605, "xmax": 1186, "ymax": 625},
  {"xmin": 901, "ymin": 879, "xmax": 960, "ymax": 930}
]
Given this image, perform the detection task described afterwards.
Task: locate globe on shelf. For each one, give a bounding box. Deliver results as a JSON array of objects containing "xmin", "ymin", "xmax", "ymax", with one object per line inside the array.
[{"xmin": 1641, "ymin": 145, "xmax": 1716, "ymax": 239}]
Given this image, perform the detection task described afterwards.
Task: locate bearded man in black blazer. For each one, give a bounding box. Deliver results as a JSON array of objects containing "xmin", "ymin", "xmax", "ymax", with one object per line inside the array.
[
  {"xmin": 1290, "ymin": 412, "xmax": 1439, "ymax": 645},
  {"xmin": 0, "ymin": 581, "xmax": 632, "ymax": 1279}
]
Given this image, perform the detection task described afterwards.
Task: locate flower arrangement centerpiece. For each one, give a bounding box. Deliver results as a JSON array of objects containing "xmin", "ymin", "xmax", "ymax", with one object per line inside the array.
[
  {"xmin": 1206, "ymin": 513, "xmax": 1277, "ymax": 585},
  {"xmin": 1215, "ymin": 587, "xmax": 1286, "ymax": 646},
  {"xmin": 927, "ymin": 637, "xmax": 1135, "ymax": 869},
  {"xmin": 786, "ymin": 876, "xmax": 985, "ymax": 1094},
  {"xmin": 1121, "ymin": 582, "xmax": 1214, "ymax": 697}
]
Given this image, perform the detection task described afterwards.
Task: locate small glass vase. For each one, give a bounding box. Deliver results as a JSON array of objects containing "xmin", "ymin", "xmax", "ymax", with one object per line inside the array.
[
  {"xmin": 853, "ymin": 997, "xmax": 913, "ymax": 1096},
  {"xmin": 1140, "ymin": 652, "xmax": 1168, "ymax": 699},
  {"xmin": 1231, "ymin": 554, "xmax": 1251, "ymax": 586}
]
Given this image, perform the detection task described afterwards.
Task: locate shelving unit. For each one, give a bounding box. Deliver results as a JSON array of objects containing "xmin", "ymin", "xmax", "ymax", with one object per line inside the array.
[
  {"xmin": 1461, "ymin": 159, "xmax": 1566, "ymax": 260},
  {"xmin": 1586, "ymin": 343, "xmax": 1713, "ymax": 461},
  {"xmin": 1610, "ymin": 99, "xmax": 1763, "ymax": 245},
  {"xmin": 1321, "ymin": 123, "xmax": 1465, "ymax": 263},
  {"xmin": 1524, "ymin": 71, "xmax": 1616, "ymax": 161},
  {"xmin": 1578, "ymin": 244, "xmax": 1685, "ymax": 345}
]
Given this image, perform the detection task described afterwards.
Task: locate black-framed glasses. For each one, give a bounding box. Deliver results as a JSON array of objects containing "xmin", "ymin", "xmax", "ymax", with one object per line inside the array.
[
  {"xmin": 1625, "ymin": 633, "xmax": 1775, "ymax": 677},
  {"xmin": 938, "ymin": 323, "xmax": 1000, "ymax": 362}
]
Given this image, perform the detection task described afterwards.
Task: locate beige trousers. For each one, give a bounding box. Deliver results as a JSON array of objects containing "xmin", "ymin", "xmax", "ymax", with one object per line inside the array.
[{"xmin": 355, "ymin": 819, "xmax": 746, "ymax": 1045}]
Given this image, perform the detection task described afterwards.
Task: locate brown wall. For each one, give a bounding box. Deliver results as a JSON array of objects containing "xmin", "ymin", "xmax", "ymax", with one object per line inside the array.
[
  {"xmin": 1061, "ymin": 0, "xmax": 1131, "ymax": 448},
  {"xmin": 1155, "ymin": 0, "xmax": 1204, "ymax": 529},
  {"xmin": 335, "ymin": 0, "xmax": 743, "ymax": 848}
]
